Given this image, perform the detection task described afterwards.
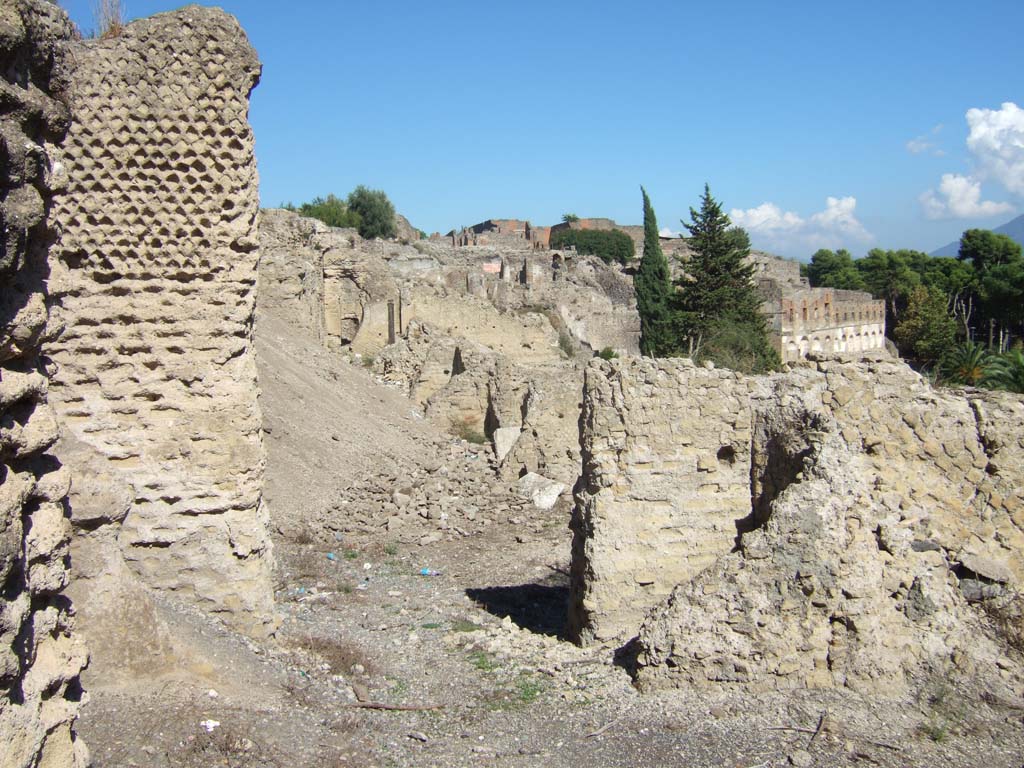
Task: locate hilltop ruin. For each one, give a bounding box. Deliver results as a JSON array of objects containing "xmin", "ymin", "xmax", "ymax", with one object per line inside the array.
[{"xmin": 1, "ymin": 2, "xmax": 1022, "ymax": 766}]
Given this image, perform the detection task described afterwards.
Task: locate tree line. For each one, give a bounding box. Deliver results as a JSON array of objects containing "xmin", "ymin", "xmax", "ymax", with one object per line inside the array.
[
  {"xmin": 283, "ymin": 185, "xmax": 397, "ymax": 240},
  {"xmin": 806, "ymin": 230, "xmax": 1024, "ymax": 392}
]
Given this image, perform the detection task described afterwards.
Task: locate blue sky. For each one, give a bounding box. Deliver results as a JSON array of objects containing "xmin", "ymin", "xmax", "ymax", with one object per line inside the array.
[{"xmin": 60, "ymin": 0, "xmax": 1024, "ymax": 259}]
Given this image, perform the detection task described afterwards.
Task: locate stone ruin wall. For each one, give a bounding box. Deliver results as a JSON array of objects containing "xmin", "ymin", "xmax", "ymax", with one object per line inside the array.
[
  {"xmin": 44, "ymin": 7, "xmax": 276, "ymax": 637},
  {"xmin": 570, "ymin": 355, "xmax": 1024, "ymax": 695},
  {"xmin": 773, "ymin": 287, "xmax": 886, "ymax": 362},
  {"xmin": 0, "ymin": 2, "xmax": 88, "ymax": 765},
  {"xmin": 260, "ymin": 209, "xmax": 641, "ymax": 358},
  {"xmin": 568, "ymin": 359, "xmax": 763, "ymax": 644}
]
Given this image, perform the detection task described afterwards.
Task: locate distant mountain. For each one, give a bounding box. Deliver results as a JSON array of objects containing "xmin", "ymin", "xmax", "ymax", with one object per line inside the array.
[{"xmin": 931, "ymin": 212, "xmax": 1024, "ymax": 256}]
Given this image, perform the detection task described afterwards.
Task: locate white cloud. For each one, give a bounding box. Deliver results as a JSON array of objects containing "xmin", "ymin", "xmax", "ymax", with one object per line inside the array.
[
  {"xmin": 730, "ymin": 196, "xmax": 873, "ymax": 256},
  {"xmin": 966, "ymin": 102, "xmax": 1024, "ymax": 194},
  {"xmin": 919, "ymin": 102, "xmax": 1022, "ymax": 219},
  {"xmin": 919, "ymin": 173, "xmax": 1014, "ymax": 220},
  {"xmin": 658, "ymin": 227, "xmax": 682, "ymax": 238},
  {"xmin": 906, "ymin": 137, "xmax": 934, "ymax": 155},
  {"xmin": 906, "ymin": 123, "xmax": 945, "ymax": 156},
  {"xmin": 729, "ymin": 202, "xmax": 804, "ymax": 232}
]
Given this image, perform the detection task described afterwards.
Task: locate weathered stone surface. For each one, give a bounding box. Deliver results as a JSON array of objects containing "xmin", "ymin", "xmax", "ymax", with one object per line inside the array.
[
  {"xmin": 569, "ymin": 357, "xmax": 763, "ymax": 645},
  {"xmin": 570, "ymin": 355, "xmax": 1024, "ymax": 695},
  {"xmin": 516, "ymin": 472, "xmax": 565, "ymax": 510},
  {"xmin": 492, "ymin": 426, "xmax": 521, "ymax": 463},
  {"xmin": 0, "ymin": 2, "xmax": 88, "ymax": 765},
  {"xmin": 45, "ymin": 6, "xmax": 275, "ymax": 635}
]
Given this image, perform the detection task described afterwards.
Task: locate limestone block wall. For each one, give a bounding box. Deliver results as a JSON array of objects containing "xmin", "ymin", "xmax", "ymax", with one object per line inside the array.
[
  {"xmin": 570, "ymin": 354, "xmax": 1024, "ymax": 693},
  {"xmin": 45, "ymin": 7, "xmax": 275, "ymax": 634},
  {"xmin": 569, "ymin": 358, "xmax": 765, "ymax": 644},
  {"xmin": 0, "ymin": 2, "xmax": 88, "ymax": 765}
]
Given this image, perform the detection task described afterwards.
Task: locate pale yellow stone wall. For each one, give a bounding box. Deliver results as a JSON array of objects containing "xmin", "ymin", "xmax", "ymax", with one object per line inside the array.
[
  {"xmin": 571, "ymin": 354, "xmax": 1024, "ymax": 693},
  {"xmin": 46, "ymin": 7, "xmax": 275, "ymax": 634}
]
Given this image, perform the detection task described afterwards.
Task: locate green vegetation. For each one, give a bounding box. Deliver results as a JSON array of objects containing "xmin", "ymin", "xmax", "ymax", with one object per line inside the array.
[
  {"xmin": 809, "ymin": 229, "xmax": 1023, "ymax": 367},
  {"xmin": 285, "ymin": 186, "xmax": 398, "ymax": 240},
  {"xmin": 346, "ymin": 184, "xmax": 397, "ymax": 240},
  {"xmin": 469, "ymin": 650, "xmax": 498, "ymax": 671},
  {"xmin": 550, "ymin": 228, "xmax": 635, "ymax": 265},
  {"xmin": 807, "ymin": 227, "xmax": 1023, "ymax": 391},
  {"xmin": 938, "ymin": 342, "xmax": 992, "ymax": 386},
  {"xmin": 673, "ymin": 185, "xmax": 780, "ymax": 374},
  {"xmin": 634, "ymin": 187, "xmax": 675, "ymax": 356},
  {"xmin": 892, "ymin": 286, "xmax": 957, "ymax": 365},
  {"xmin": 450, "ymin": 618, "xmax": 484, "ymax": 632},
  {"xmin": 596, "ymin": 346, "xmax": 618, "ymax": 360},
  {"xmin": 561, "ymin": 213, "xmax": 580, "ymax": 223}
]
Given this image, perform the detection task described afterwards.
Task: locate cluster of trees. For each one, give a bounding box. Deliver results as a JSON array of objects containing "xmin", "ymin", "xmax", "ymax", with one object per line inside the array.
[
  {"xmin": 550, "ymin": 227, "xmax": 635, "ymax": 265},
  {"xmin": 634, "ymin": 185, "xmax": 779, "ymax": 374},
  {"xmin": 806, "ymin": 230, "xmax": 1024, "ymax": 393},
  {"xmin": 284, "ymin": 185, "xmax": 397, "ymax": 240}
]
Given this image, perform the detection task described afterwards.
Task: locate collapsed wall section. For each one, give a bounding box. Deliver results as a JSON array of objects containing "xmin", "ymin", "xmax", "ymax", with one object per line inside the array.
[
  {"xmin": 0, "ymin": 1, "xmax": 88, "ymax": 765},
  {"xmin": 45, "ymin": 6, "xmax": 275, "ymax": 634},
  {"xmin": 570, "ymin": 353, "xmax": 1024, "ymax": 693}
]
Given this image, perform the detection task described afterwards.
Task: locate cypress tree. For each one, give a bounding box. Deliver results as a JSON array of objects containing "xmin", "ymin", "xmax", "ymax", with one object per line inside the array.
[
  {"xmin": 634, "ymin": 187, "xmax": 676, "ymax": 356},
  {"xmin": 675, "ymin": 184, "xmax": 780, "ymax": 372}
]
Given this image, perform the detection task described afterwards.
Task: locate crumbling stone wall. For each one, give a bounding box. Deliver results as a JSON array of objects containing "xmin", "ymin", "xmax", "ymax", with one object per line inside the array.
[
  {"xmin": 45, "ymin": 7, "xmax": 275, "ymax": 635},
  {"xmin": 0, "ymin": 2, "xmax": 88, "ymax": 765},
  {"xmin": 571, "ymin": 354, "xmax": 1024, "ymax": 694},
  {"xmin": 568, "ymin": 359, "xmax": 763, "ymax": 644}
]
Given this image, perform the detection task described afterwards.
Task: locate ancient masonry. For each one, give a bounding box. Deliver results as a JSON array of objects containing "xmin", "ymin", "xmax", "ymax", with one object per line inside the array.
[
  {"xmin": 0, "ymin": 2, "xmax": 89, "ymax": 766},
  {"xmin": 571, "ymin": 356, "xmax": 1023, "ymax": 694},
  {"xmin": 752, "ymin": 254, "xmax": 886, "ymax": 362},
  {"xmin": 45, "ymin": 7, "xmax": 276, "ymax": 635}
]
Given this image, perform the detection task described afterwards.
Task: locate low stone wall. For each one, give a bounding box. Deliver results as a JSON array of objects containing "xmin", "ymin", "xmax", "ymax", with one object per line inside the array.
[
  {"xmin": 45, "ymin": 7, "xmax": 275, "ymax": 635},
  {"xmin": 0, "ymin": 2, "xmax": 88, "ymax": 765},
  {"xmin": 571, "ymin": 355, "xmax": 1024, "ymax": 694}
]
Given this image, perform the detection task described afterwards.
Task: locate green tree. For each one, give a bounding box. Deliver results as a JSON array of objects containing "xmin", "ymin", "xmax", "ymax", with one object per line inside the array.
[
  {"xmin": 562, "ymin": 213, "xmax": 580, "ymax": 223},
  {"xmin": 346, "ymin": 185, "xmax": 397, "ymax": 240},
  {"xmin": 855, "ymin": 249, "xmax": 922, "ymax": 322},
  {"xmin": 958, "ymin": 229, "xmax": 1024, "ymax": 348},
  {"xmin": 892, "ymin": 285, "xmax": 956, "ymax": 364},
  {"xmin": 806, "ymin": 248, "xmax": 866, "ymax": 290},
  {"xmin": 633, "ymin": 187, "xmax": 676, "ymax": 356},
  {"xmin": 958, "ymin": 229, "xmax": 1022, "ymax": 274},
  {"xmin": 674, "ymin": 184, "xmax": 779, "ymax": 373}
]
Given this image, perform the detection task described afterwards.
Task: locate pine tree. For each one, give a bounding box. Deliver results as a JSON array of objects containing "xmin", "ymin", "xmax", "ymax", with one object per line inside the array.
[
  {"xmin": 634, "ymin": 187, "xmax": 676, "ymax": 356},
  {"xmin": 675, "ymin": 184, "xmax": 779, "ymax": 373}
]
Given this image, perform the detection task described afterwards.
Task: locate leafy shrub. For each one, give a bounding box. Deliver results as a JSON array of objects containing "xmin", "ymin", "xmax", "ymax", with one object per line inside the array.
[
  {"xmin": 550, "ymin": 228, "xmax": 635, "ymax": 265},
  {"xmin": 986, "ymin": 349, "xmax": 1024, "ymax": 393},
  {"xmin": 596, "ymin": 347, "xmax": 618, "ymax": 360},
  {"xmin": 939, "ymin": 342, "xmax": 993, "ymax": 386},
  {"xmin": 297, "ymin": 194, "xmax": 361, "ymax": 229}
]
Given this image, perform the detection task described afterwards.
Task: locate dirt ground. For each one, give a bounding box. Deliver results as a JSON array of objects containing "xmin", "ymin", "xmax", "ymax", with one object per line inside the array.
[{"xmin": 73, "ymin": 311, "xmax": 1024, "ymax": 768}]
